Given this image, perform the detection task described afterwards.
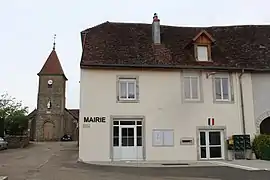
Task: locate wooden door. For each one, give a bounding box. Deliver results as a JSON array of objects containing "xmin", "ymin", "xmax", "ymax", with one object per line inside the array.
[{"xmin": 44, "ymin": 122, "xmax": 54, "ymax": 141}]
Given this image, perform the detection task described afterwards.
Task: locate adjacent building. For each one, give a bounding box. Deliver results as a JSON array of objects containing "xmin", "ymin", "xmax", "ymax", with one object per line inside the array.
[
  {"xmin": 79, "ymin": 14, "xmax": 270, "ymax": 162},
  {"xmin": 28, "ymin": 45, "xmax": 79, "ymax": 141}
]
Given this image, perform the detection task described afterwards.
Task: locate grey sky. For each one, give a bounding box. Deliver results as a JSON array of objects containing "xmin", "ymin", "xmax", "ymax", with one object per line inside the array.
[{"xmin": 1, "ymin": 0, "xmax": 270, "ymax": 112}]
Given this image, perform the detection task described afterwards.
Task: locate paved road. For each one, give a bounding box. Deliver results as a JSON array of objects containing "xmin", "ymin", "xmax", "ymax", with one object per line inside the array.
[{"xmin": 0, "ymin": 142, "xmax": 270, "ymax": 180}]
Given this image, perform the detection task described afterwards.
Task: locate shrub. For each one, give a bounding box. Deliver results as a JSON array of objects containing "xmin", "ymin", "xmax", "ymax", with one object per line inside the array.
[{"xmin": 252, "ymin": 134, "xmax": 270, "ymax": 160}]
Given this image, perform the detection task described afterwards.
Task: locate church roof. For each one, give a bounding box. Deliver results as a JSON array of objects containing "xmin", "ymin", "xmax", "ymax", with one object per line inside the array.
[
  {"xmin": 67, "ymin": 109, "xmax": 79, "ymax": 120},
  {"xmin": 38, "ymin": 49, "xmax": 67, "ymax": 80}
]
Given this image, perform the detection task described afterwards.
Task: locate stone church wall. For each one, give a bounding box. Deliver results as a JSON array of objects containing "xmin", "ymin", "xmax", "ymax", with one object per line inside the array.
[{"xmin": 64, "ymin": 111, "xmax": 78, "ymax": 141}]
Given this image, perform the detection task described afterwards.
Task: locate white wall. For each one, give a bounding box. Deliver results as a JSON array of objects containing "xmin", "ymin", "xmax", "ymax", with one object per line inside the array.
[
  {"xmin": 79, "ymin": 69, "xmax": 255, "ymax": 162},
  {"xmin": 251, "ymin": 73, "xmax": 270, "ymax": 133}
]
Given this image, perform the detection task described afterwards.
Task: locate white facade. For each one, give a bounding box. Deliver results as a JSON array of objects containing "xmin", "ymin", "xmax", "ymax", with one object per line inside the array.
[
  {"xmin": 79, "ymin": 69, "xmax": 256, "ymax": 163},
  {"xmin": 251, "ymin": 73, "xmax": 270, "ymax": 134}
]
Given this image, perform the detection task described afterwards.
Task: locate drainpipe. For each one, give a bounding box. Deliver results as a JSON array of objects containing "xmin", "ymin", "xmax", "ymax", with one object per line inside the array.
[{"xmin": 239, "ymin": 69, "xmax": 246, "ymax": 135}]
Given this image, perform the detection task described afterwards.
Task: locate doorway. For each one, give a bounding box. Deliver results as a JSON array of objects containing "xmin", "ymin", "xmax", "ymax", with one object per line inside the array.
[
  {"xmin": 260, "ymin": 117, "xmax": 270, "ymax": 135},
  {"xmin": 199, "ymin": 130, "xmax": 224, "ymax": 160},
  {"xmin": 43, "ymin": 122, "xmax": 54, "ymax": 141},
  {"xmin": 112, "ymin": 120, "xmax": 143, "ymax": 160}
]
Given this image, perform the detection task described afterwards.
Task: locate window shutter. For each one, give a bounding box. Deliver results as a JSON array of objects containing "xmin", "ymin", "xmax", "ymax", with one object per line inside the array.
[
  {"xmin": 194, "ymin": 45, "xmax": 198, "ymax": 60},
  {"xmin": 230, "ymin": 74, "xmax": 234, "ymax": 102},
  {"xmin": 116, "ymin": 79, "xmax": 120, "ymax": 101},
  {"xmin": 136, "ymin": 78, "xmax": 139, "ymax": 101}
]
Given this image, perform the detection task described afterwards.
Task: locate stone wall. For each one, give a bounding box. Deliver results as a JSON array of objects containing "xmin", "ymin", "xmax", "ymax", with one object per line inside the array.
[
  {"xmin": 64, "ymin": 111, "xmax": 78, "ymax": 141},
  {"xmin": 5, "ymin": 135, "xmax": 29, "ymax": 148}
]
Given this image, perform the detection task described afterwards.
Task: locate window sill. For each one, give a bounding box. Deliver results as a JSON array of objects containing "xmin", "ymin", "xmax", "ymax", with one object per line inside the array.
[
  {"xmin": 196, "ymin": 59, "xmax": 213, "ymax": 62},
  {"xmin": 183, "ymin": 99, "xmax": 203, "ymax": 103},
  {"xmin": 213, "ymin": 100, "xmax": 234, "ymax": 104},
  {"xmin": 117, "ymin": 99, "xmax": 140, "ymax": 103}
]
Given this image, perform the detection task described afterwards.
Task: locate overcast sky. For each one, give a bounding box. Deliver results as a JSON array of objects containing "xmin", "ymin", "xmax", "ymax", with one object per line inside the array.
[{"xmin": 1, "ymin": 0, "xmax": 270, "ymax": 112}]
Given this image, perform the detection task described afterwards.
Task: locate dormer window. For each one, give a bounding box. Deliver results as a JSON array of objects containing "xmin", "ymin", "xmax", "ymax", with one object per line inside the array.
[
  {"xmin": 197, "ymin": 45, "xmax": 209, "ymax": 61},
  {"xmin": 186, "ymin": 30, "xmax": 215, "ymax": 62}
]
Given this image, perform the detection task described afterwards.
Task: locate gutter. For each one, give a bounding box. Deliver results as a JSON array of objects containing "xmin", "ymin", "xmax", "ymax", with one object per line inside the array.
[
  {"xmin": 80, "ymin": 63, "xmax": 270, "ymax": 72},
  {"xmin": 239, "ymin": 69, "xmax": 246, "ymax": 135}
]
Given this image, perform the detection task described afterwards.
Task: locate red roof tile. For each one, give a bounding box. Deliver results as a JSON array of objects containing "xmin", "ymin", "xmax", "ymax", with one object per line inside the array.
[{"xmin": 38, "ymin": 49, "xmax": 67, "ymax": 80}]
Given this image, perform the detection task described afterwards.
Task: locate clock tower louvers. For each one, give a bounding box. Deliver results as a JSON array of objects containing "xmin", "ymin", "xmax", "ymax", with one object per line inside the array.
[{"xmin": 35, "ymin": 47, "xmax": 67, "ymax": 141}]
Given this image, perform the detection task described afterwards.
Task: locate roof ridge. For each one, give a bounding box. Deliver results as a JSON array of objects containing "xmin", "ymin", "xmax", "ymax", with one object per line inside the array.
[{"xmin": 82, "ymin": 21, "xmax": 270, "ymax": 32}]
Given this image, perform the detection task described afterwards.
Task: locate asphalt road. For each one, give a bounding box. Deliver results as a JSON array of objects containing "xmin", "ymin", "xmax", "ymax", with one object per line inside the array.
[{"xmin": 0, "ymin": 141, "xmax": 269, "ymax": 180}]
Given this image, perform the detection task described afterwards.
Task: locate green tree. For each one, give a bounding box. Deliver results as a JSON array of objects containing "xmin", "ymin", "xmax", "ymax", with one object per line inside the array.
[{"xmin": 0, "ymin": 93, "xmax": 28, "ymax": 135}]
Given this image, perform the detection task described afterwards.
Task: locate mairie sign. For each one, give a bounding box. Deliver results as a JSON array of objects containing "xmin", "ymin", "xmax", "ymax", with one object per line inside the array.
[{"xmin": 84, "ymin": 116, "xmax": 106, "ymax": 123}]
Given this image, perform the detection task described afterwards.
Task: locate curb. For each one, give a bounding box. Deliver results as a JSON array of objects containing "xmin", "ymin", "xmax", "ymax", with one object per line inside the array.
[
  {"xmin": 210, "ymin": 161, "xmax": 263, "ymax": 171},
  {"xmin": 77, "ymin": 160, "xmax": 225, "ymax": 168}
]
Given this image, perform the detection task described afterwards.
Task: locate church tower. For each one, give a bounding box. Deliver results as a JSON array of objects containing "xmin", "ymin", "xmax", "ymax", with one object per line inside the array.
[{"xmin": 35, "ymin": 37, "xmax": 67, "ymax": 141}]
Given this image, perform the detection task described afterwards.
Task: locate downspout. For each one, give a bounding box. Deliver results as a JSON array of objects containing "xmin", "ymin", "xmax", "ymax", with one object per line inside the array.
[{"xmin": 239, "ymin": 69, "xmax": 246, "ymax": 135}]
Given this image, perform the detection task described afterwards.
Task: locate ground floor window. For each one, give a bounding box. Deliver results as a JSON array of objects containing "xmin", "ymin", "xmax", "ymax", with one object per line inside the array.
[{"xmin": 113, "ymin": 120, "xmax": 142, "ymax": 147}]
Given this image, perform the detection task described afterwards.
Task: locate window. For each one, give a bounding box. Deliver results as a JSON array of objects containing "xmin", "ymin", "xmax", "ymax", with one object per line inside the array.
[
  {"xmin": 197, "ymin": 45, "xmax": 208, "ymax": 61},
  {"xmin": 137, "ymin": 125, "xmax": 142, "ymax": 146},
  {"xmin": 119, "ymin": 79, "xmax": 136, "ymax": 100},
  {"xmin": 112, "ymin": 120, "xmax": 142, "ymax": 147},
  {"xmin": 152, "ymin": 129, "xmax": 174, "ymax": 146},
  {"xmin": 184, "ymin": 76, "xmax": 200, "ymax": 100},
  {"xmin": 117, "ymin": 76, "xmax": 139, "ymax": 102},
  {"xmin": 214, "ymin": 76, "xmax": 231, "ymax": 101},
  {"xmin": 113, "ymin": 126, "xmax": 119, "ymax": 146}
]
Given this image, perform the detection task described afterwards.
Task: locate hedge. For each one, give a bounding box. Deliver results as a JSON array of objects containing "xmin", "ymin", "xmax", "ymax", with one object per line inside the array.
[{"xmin": 252, "ymin": 134, "xmax": 270, "ymax": 160}]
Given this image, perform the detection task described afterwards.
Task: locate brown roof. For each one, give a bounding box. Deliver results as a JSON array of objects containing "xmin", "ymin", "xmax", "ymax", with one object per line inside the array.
[
  {"xmin": 27, "ymin": 109, "xmax": 37, "ymax": 119},
  {"xmin": 80, "ymin": 22, "xmax": 270, "ymax": 71},
  {"xmin": 38, "ymin": 49, "xmax": 67, "ymax": 79}
]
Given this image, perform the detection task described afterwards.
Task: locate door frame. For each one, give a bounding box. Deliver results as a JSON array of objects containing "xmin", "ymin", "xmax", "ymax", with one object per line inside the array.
[
  {"xmin": 110, "ymin": 115, "xmax": 146, "ymax": 161},
  {"xmin": 196, "ymin": 126, "xmax": 227, "ymax": 160}
]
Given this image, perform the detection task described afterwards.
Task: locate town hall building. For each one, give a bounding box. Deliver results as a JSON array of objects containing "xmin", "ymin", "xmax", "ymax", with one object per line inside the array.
[
  {"xmin": 28, "ymin": 43, "xmax": 79, "ymax": 141},
  {"xmin": 79, "ymin": 13, "xmax": 270, "ymax": 163}
]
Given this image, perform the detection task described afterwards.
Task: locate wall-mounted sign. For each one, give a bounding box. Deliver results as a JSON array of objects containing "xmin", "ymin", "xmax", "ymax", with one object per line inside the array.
[{"xmin": 84, "ymin": 116, "xmax": 106, "ymax": 123}]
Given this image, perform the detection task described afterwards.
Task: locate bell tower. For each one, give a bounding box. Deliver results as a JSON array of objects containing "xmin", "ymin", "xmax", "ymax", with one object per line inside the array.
[{"xmin": 35, "ymin": 35, "xmax": 67, "ymax": 141}]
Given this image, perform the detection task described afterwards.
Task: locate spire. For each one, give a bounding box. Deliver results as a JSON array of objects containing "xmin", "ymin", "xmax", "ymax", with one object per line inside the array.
[
  {"xmin": 38, "ymin": 44, "xmax": 67, "ymax": 80},
  {"xmin": 53, "ymin": 34, "xmax": 56, "ymax": 50}
]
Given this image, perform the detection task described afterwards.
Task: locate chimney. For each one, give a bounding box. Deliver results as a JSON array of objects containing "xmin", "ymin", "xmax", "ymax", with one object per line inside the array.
[{"xmin": 152, "ymin": 13, "xmax": 161, "ymax": 44}]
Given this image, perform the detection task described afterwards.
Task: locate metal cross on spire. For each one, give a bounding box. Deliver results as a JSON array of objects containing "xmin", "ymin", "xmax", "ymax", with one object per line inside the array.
[{"xmin": 53, "ymin": 34, "xmax": 56, "ymax": 50}]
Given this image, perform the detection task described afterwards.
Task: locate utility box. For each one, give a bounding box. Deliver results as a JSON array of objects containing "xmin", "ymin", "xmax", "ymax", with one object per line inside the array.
[{"xmin": 232, "ymin": 134, "xmax": 251, "ymax": 160}]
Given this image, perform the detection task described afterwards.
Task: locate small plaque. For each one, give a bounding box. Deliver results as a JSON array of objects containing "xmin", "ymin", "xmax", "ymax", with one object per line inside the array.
[{"xmin": 83, "ymin": 124, "xmax": 91, "ymax": 128}]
